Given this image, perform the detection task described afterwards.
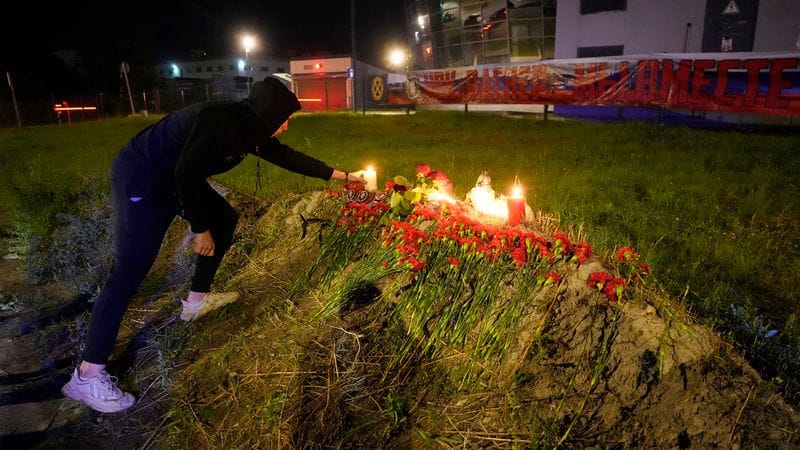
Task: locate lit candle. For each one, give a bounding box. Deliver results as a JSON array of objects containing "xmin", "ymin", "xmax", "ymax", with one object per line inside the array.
[
  {"xmin": 469, "ymin": 185, "xmax": 495, "ymax": 214},
  {"xmin": 364, "ymin": 166, "xmax": 378, "ymax": 191},
  {"xmin": 507, "ymin": 185, "xmax": 526, "ymax": 226}
]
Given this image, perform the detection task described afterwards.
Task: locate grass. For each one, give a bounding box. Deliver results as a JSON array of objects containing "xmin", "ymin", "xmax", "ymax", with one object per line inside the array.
[{"xmin": 1, "ymin": 111, "xmax": 799, "ymax": 347}]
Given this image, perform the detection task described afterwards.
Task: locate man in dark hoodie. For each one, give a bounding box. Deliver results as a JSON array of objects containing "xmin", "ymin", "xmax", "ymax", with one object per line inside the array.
[{"xmin": 61, "ymin": 77, "xmax": 365, "ymax": 413}]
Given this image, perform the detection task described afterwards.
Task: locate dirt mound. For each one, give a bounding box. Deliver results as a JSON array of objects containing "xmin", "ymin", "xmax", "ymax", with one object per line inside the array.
[
  {"xmin": 4, "ymin": 190, "xmax": 799, "ymax": 449},
  {"xmin": 161, "ymin": 191, "xmax": 799, "ymax": 448}
]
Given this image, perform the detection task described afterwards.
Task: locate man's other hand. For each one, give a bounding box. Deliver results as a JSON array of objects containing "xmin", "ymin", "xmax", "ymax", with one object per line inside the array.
[{"xmin": 194, "ymin": 230, "xmax": 215, "ymax": 256}]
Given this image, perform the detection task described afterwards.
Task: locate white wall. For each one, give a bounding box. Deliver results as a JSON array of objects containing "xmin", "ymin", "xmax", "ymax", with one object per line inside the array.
[
  {"xmin": 157, "ymin": 57, "xmax": 288, "ymax": 79},
  {"xmin": 555, "ymin": 0, "xmax": 799, "ymax": 58},
  {"xmin": 290, "ymin": 57, "xmax": 353, "ymax": 75},
  {"xmin": 754, "ymin": 0, "xmax": 800, "ymax": 51}
]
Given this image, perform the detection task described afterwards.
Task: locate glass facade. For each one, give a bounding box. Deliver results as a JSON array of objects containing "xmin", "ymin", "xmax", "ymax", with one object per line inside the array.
[{"xmin": 406, "ymin": 0, "xmax": 556, "ymax": 69}]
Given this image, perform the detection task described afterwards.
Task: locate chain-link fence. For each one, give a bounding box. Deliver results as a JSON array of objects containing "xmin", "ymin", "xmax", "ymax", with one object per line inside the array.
[{"xmin": 0, "ymin": 76, "xmax": 251, "ymax": 128}]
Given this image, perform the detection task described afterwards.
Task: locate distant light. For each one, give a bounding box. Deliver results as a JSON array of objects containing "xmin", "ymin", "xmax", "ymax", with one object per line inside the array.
[
  {"xmin": 425, "ymin": 46, "xmax": 432, "ymax": 55},
  {"xmin": 242, "ymin": 35, "xmax": 256, "ymax": 53},
  {"xmin": 298, "ymin": 98, "xmax": 323, "ymax": 102},
  {"xmin": 389, "ymin": 48, "xmax": 407, "ymax": 67},
  {"xmin": 417, "ymin": 15, "xmax": 426, "ymax": 29},
  {"xmin": 171, "ymin": 64, "xmax": 180, "ymax": 77},
  {"xmin": 54, "ymin": 105, "xmax": 97, "ymax": 112},
  {"xmin": 314, "ymin": 63, "xmax": 323, "ymax": 69},
  {"xmin": 238, "ymin": 60, "xmax": 246, "ymax": 71}
]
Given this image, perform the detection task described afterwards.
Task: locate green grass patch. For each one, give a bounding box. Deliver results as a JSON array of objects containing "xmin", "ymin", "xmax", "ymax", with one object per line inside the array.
[{"xmin": 1, "ymin": 111, "xmax": 798, "ymax": 335}]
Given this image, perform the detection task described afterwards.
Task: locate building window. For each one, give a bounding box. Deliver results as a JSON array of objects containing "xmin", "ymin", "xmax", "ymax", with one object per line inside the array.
[
  {"xmin": 206, "ymin": 66, "xmax": 212, "ymax": 72},
  {"xmin": 577, "ymin": 45, "xmax": 624, "ymax": 57},
  {"xmin": 260, "ymin": 66, "xmax": 269, "ymax": 72},
  {"xmin": 185, "ymin": 67, "xmax": 191, "ymax": 73},
  {"xmin": 217, "ymin": 65, "xmax": 224, "ymax": 71},
  {"xmin": 229, "ymin": 64, "xmax": 235, "ymax": 70},
  {"xmin": 580, "ymin": 0, "xmax": 626, "ymax": 15},
  {"xmin": 277, "ymin": 67, "xmax": 285, "ymax": 72}
]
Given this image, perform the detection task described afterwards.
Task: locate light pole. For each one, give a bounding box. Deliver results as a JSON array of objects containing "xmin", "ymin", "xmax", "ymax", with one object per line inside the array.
[{"xmin": 242, "ymin": 35, "xmax": 256, "ymax": 92}]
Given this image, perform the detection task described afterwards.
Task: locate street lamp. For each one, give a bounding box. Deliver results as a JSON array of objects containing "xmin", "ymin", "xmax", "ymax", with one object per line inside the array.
[
  {"xmin": 242, "ymin": 34, "xmax": 256, "ymax": 91},
  {"xmin": 388, "ymin": 47, "xmax": 409, "ymax": 72}
]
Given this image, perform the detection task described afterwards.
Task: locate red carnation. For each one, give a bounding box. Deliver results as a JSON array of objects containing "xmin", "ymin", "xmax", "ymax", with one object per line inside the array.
[
  {"xmin": 603, "ymin": 278, "xmax": 627, "ymax": 303},
  {"xmin": 544, "ymin": 271, "xmax": 560, "ymax": 285},
  {"xmin": 617, "ymin": 247, "xmax": 638, "ymax": 262},
  {"xmin": 407, "ymin": 257, "xmax": 425, "ymax": 272},
  {"xmin": 552, "ymin": 231, "xmax": 573, "ymax": 252},
  {"xmin": 573, "ymin": 241, "xmax": 593, "ymax": 264},
  {"xmin": 415, "ymin": 163, "xmax": 432, "ymax": 177},
  {"xmin": 635, "ymin": 263, "xmax": 651, "ymax": 280},
  {"xmin": 429, "ymin": 170, "xmax": 453, "ymax": 195},
  {"xmin": 448, "ymin": 256, "xmax": 460, "ymax": 267},
  {"xmin": 510, "ymin": 247, "xmax": 527, "ymax": 267},
  {"xmin": 587, "ymin": 271, "xmax": 614, "ymax": 290}
]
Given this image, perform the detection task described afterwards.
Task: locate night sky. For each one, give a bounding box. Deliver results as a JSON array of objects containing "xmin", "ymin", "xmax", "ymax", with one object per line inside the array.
[{"xmin": 0, "ymin": 0, "xmax": 407, "ymax": 96}]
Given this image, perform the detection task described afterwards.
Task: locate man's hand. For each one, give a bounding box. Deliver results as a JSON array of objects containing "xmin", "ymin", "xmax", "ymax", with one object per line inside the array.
[
  {"xmin": 349, "ymin": 171, "xmax": 368, "ymax": 184},
  {"xmin": 331, "ymin": 169, "xmax": 366, "ymax": 184},
  {"xmin": 194, "ymin": 230, "xmax": 215, "ymax": 256}
]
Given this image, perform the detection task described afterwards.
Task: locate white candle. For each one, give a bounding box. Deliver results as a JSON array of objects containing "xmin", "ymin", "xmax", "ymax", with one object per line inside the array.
[{"xmin": 364, "ymin": 166, "xmax": 378, "ymax": 191}]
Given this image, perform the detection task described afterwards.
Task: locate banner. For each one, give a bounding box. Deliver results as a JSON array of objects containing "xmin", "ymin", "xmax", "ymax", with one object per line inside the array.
[{"xmin": 387, "ymin": 53, "xmax": 800, "ymax": 116}]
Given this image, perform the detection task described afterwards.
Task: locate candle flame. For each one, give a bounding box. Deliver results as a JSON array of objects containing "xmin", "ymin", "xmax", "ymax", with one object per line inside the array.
[
  {"xmin": 366, "ymin": 166, "xmax": 375, "ymax": 173},
  {"xmin": 511, "ymin": 186, "xmax": 523, "ymax": 198},
  {"xmin": 468, "ymin": 186, "xmax": 508, "ymax": 218}
]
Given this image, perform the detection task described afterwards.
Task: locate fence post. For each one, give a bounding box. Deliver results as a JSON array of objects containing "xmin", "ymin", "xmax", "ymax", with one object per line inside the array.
[
  {"xmin": 5, "ymin": 71, "xmax": 22, "ymax": 127},
  {"xmin": 98, "ymin": 92, "xmax": 105, "ymax": 118},
  {"xmin": 362, "ymin": 75, "xmax": 366, "ymax": 115}
]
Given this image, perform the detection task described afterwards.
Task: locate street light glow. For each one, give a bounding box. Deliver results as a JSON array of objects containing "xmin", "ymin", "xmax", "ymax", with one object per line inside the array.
[
  {"xmin": 389, "ymin": 48, "xmax": 407, "ymax": 67},
  {"xmin": 240, "ymin": 34, "xmax": 257, "ymax": 92},
  {"xmin": 242, "ymin": 35, "xmax": 256, "ymax": 53}
]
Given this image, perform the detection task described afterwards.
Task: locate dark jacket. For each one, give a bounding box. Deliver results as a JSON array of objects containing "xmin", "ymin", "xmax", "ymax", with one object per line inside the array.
[{"xmin": 117, "ymin": 79, "xmax": 333, "ymax": 233}]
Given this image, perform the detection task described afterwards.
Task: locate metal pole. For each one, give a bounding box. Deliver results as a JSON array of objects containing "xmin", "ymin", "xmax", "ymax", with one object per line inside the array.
[
  {"xmin": 5, "ymin": 71, "xmax": 22, "ymax": 127},
  {"xmin": 98, "ymin": 92, "xmax": 105, "ymax": 118},
  {"xmin": 121, "ymin": 62, "xmax": 136, "ymax": 115},
  {"xmin": 683, "ymin": 23, "xmax": 692, "ymax": 52},
  {"xmin": 351, "ymin": 0, "xmax": 357, "ymax": 112},
  {"xmin": 324, "ymin": 79, "xmax": 329, "ymax": 111},
  {"xmin": 245, "ymin": 49, "xmax": 250, "ymax": 92}
]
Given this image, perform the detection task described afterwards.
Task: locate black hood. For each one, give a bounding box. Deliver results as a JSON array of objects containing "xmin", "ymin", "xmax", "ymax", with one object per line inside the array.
[{"xmin": 244, "ymin": 77, "xmax": 301, "ymax": 135}]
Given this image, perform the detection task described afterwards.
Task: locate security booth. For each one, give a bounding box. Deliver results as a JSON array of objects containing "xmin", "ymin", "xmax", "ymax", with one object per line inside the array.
[{"xmin": 289, "ymin": 57, "xmax": 354, "ymax": 111}]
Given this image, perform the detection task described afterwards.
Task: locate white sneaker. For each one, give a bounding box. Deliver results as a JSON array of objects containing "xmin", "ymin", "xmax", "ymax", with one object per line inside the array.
[
  {"xmin": 180, "ymin": 292, "xmax": 240, "ymax": 321},
  {"xmin": 61, "ymin": 368, "xmax": 136, "ymax": 413}
]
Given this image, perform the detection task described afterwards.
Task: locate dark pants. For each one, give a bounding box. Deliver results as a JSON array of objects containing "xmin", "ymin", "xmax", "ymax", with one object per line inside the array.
[{"xmin": 82, "ymin": 154, "xmax": 238, "ymax": 364}]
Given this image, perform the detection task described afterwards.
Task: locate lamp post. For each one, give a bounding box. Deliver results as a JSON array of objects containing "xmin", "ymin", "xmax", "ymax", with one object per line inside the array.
[{"xmin": 242, "ymin": 35, "xmax": 256, "ymax": 92}]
